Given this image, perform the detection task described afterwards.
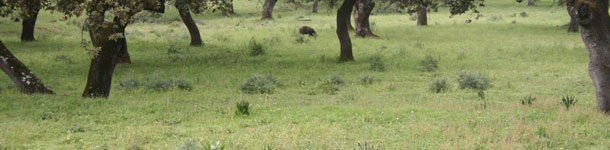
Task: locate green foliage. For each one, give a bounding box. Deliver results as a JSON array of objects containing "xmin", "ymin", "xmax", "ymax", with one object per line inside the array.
[
  {"xmin": 429, "ymin": 77, "xmax": 449, "ymax": 93},
  {"xmin": 360, "ymin": 75, "xmax": 377, "ymax": 85},
  {"xmin": 248, "ymin": 38, "xmax": 265, "ymax": 56},
  {"xmin": 561, "ymin": 96, "xmax": 578, "ymax": 110},
  {"xmin": 206, "ymin": 141, "xmax": 225, "ymax": 150},
  {"xmin": 177, "ymin": 139, "xmax": 203, "ymax": 150},
  {"xmin": 147, "ymin": 78, "xmax": 174, "ymax": 91},
  {"xmin": 241, "ymin": 74, "xmax": 278, "ymax": 94},
  {"xmin": 419, "ymin": 55, "xmax": 439, "ymax": 72},
  {"xmin": 311, "ymin": 74, "xmax": 346, "ymax": 95},
  {"xmin": 521, "ymin": 95, "xmax": 536, "ymax": 105},
  {"xmin": 448, "ymin": 0, "xmax": 485, "ymax": 16},
  {"xmin": 174, "ymin": 79, "xmax": 193, "ymax": 91},
  {"xmin": 370, "ymin": 56, "xmax": 385, "ymax": 72},
  {"xmin": 457, "ymin": 71, "xmax": 490, "ymax": 91},
  {"xmin": 356, "ymin": 140, "xmax": 381, "ymax": 150},
  {"xmin": 235, "ymin": 101, "xmax": 250, "ymax": 116}
]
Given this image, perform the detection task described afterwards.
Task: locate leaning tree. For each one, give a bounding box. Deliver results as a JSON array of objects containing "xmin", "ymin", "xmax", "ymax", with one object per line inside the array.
[
  {"xmin": 0, "ymin": 0, "xmax": 53, "ymax": 42},
  {"xmin": 172, "ymin": 0, "xmax": 226, "ymax": 46},
  {"xmin": 566, "ymin": 0, "xmax": 610, "ymax": 113},
  {"xmin": 56, "ymin": 0, "xmax": 165, "ymax": 98}
]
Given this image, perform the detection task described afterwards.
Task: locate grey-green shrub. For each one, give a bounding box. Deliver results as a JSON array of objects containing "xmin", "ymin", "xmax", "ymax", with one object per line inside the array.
[
  {"xmin": 177, "ymin": 139, "xmax": 203, "ymax": 150},
  {"xmin": 370, "ymin": 56, "xmax": 385, "ymax": 72},
  {"xmin": 147, "ymin": 79, "xmax": 173, "ymax": 91},
  {"xmin": 249, "ymin": 38, "xmax": 264, "ymax": 56},
  {"xmin": 174, "ymin": 79, "xmax": 193, "ymax": 91},
  {"xmin": 119, "ymin": 77, "xmax": 142, "ymax": 89},
  {"xmin": 457, "ymin": 71, "xmax": 491, "ymax": 91},
  {"xmin": 419, "ymin": 55, "xmax": 439, "ymax": 72},
  {"xmin": 361, "ymin": 75, "xmax": 376, "ymax": 85},
  {"xmin": 429, "ymin": 77, "xmax": 450, "ymax": 93},
  {"xmin": 241, "ymin": 74, "xmax": 278, "ymax": 94}
]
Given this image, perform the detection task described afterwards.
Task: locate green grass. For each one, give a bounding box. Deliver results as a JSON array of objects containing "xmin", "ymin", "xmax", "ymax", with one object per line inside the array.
[{"xmin": 1, "ymin": 0, "xmax": 609, "ymax": 149}]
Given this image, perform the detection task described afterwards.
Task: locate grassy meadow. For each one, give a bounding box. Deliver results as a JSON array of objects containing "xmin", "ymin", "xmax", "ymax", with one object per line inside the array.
[{"xmin": 2, "ymin": 0, "xmax": 609, "ymax": 149}]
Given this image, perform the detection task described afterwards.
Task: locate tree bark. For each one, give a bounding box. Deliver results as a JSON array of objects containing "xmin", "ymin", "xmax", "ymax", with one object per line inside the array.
[
  {"xmin": 20, "ymin": 0, "xmax": 41, "ymax": 42},
  {"xmin": 354, "ymin": 0, "xmax": 379, "ymax": 38},
  {"xmin": 221, "ymin": 0, "xmax": 236, "ymax": 16},
  {"xmin": 262, "ymin": 0, "xmax": 278, "ymax": 20},
  {"xmin": 416, "ymin": 6, "xmax": 428, "ymax": 26},
  {"xmin": 0, "ymin": 41, "xmax": 54, "ymax": 94},
  {"xmin": 567, "ymin": 0, "xmax": 610, "ymax": 112},
  {"xmin": 82, "ymin": 24, "xmax": 123, "ymax": 98},
  {"xmin": 176, "ymin": 5, "xmax": 203, "ymax": 46},
  {"xmin": 313, "ymin": 0, "xmax": 319, "ymax": 13},
  {"xmin": 337, "ymin": 0, "xmax": 356, "ymax": 62},
  {"xmin": 567, "ymin": 15, "xmax": 579, "ymax": 32}
]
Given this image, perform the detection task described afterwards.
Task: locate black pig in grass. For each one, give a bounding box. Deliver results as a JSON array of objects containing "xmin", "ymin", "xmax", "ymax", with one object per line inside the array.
[{"xmin": 299, "ymin": 26, "xmax": 316, "ymax": 36}]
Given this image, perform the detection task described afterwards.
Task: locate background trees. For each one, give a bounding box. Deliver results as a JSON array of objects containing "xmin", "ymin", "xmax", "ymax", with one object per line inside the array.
[{"xmin": 0, "ymin": 0, "xmax": 52, "ymax": 42}]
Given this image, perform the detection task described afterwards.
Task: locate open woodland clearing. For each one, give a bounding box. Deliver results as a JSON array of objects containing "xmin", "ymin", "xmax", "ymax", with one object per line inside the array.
[{"xmin": 1, "ymin": 0, "xmax": 610, "ymax": 149}]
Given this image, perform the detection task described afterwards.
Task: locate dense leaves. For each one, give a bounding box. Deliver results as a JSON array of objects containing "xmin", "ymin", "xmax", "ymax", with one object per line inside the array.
[{"xmin": 448, "ymin": 0, "xmax": 484, "ymax": 16}]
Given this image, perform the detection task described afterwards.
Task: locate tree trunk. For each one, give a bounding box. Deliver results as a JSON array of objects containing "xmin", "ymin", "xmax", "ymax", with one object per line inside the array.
[
  {"xmin": 567, "ymin": 0, "xmax": 610, "ymax": 112},
  {"xmin": 262, "ymin": 0, "xmax": 278, "ymax": 20},
  {"xmin": 82, "ymin": 24, "xmax": 123, "ymax": 98},
  {"xmin": 354, "ymin": 0, "xmax": 379, "ymax": 38},
  {"xmin": 20, "ymin": 0, "xmax": 41, "ymax": 42},
  {"xmin": 528, "ymin": 0, "xmax": 535, "ymax": 5},
  {"xmin": 0, "ymin": 41, "xmax": 54, "ymax": 94},
  {"xmin": 416, "ymin": 6, "xmax": 427, "ymax": 26},
  {"xmin": 176, "ymin": 5, "xmax": 203, "ymax": 46},
  {"xmin": 313, "ymin": 0, "xmax": 319, "ymax": 13},
  {"xmin": 347, "ymin": 12, "xmax": 355, "ymax": 31},
  {"xmin": 221, "ymin": 0, "xmax": 236, "ymax": 16},
  {"xmin": 337, "ymin": 0, "xmax": 356, "ymax": 62},
  {"xmin": 567, "ymin": 15, "xmax": 579, "ymax": 32}
]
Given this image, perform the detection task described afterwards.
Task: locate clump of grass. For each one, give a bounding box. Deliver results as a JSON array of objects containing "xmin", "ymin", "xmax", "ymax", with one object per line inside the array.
[
  {"xmin": 235, "ymin": 101, "xmax": 250, "ymax": 116},
  {"xmin": 207, "ymin": 141, "xmax": 225, "ymax": 150},
  {"xmin": 429, "ymin": 77, "xmax": 450, "ymax": 93},
  {"xmin": 457, "ymin": 71, "xmax": 491, "ymax": 91},
  {"xmin": 330, "ymin": 74, "xmax": 346, "ymax": 85},
  {"xmin": 177, "ymin": 139, "xmax": 202, "ymax": 150},
  {"xmin": 167, "ymin": 43, "xmax": 181, "ymax": 54},
  {"xmin": 419, "ymin": 55, "xmax": 439, "ymax": 72},
  {"xmin": 360, "ymin": 74, "xmax": 377, "ymax": 85},
  {"xmin": 311, "ymin": 74, "xmax": 346, "ymax": 95},
  {"xmin": 521, "ymin": 95, "xmax": 536, "ymax": 105},
  {"xmin": 370, "ymin": 56, "xmax": 385, "ymax": 72},
  {"xmin": 54, "ymin": 55, "xmax": 74, "ymax": 64},
  {"xmin": 241, "ymin": 74, "xmax": 278, "ymax": 94},
  {"xmin": 356, "ymin": 140, "xmax": 381, "ymax": 150},
  {"xmin": 520, "ymin": 11, "xmax": 528, "ymax": 17},
  {"xmin": 174, "ymin": 79, "xmax": 193, "ymax": 91},
  {"xmin": 119, "ymin": 77, "xmax": 142, "ymax": 89},
  {"xmin": 248, "ymin": 38, "xmax": 265, "ymax": 56},
  {"xmin": 147, "ymin": 79, "xmax": 173, "ymax": 91},
  {"xmin": 561, "ymin": 96, "xmax": 578, "ymax": 110}
]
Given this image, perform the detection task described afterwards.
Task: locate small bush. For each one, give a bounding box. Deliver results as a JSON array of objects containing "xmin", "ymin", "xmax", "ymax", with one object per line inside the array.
[
  {"xmin": 561, "ymin": 96, "xmax": 578, "ymax": 110},
  {"xmin": 119, "ymin": 77, "xmax": 142, "ymax": 89},
  {"xmin": 370, "ymin": 56, "xmax": 385, "ymax": 72},
  {"xmin": 54, "ymin": 55, "xmax": 74, "ymax": 63},
  {"xmin": 177, "ymin": 139, "xmax": 203, "ymax": 150},
  {"xmin": 520, "ymin": 11, "xmax": 528, "ymax": 17},
  {"xmin": 361, "ymin": 75, "xmax": 377, "ymax": 85},
  {"xmin": 235, "ymin": 101, "xmax": 250, "ymax": 116},
  {"xmin": 241, "ymin": 74, "xmax": 278, "ymax": 94},
  {"xmin": 419, "ymin": 55, "xmax": 439, "ymax": 72},
  {"xmin": 429, "ymin": 77, "xmax": 450, "ymax": 93},
  {"xmin": 174, "ymin": 79, "xmax": 193, "ymax": 91},
  {"xmin": 206, "ymin": 141, "xmax": 225, "ymax": 150},
  {"xmin": 457, "ymin": 71, "xmax": 491, "ymax": 91},
  {"xmin": 356, "ymin": 140, "xmax": 381, "ymax": 150},
  {"xmin": 248, "ymin": 38, "xmax": 265, "ymax": 56},
  {"xmin": 521, "ymin": 95, "xmax": 536, "ymax": 105},
  {"xmin": 329, "ymin": 74, "xmax": 346, "ymax": 85},
  {"xmin": 147, "ymin": 79, "xmax": 173, "ymax": 91}
]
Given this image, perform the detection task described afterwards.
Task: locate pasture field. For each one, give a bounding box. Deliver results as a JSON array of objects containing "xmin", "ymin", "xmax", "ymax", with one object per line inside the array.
[{"xmin": 1, "ymin": 0, "xmax": 609, "ymax": 149}]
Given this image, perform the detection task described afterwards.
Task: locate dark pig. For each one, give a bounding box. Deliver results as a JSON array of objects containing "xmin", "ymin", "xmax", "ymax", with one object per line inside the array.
[{"xmin": 299, "ymin": 26, "xmax": 316, "ymax": 36}]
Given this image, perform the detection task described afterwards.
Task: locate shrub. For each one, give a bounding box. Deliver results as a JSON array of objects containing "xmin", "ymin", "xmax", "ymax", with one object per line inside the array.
[
  {"xmin": 521, "ymin": 95, "xmax": 536, "ymax": 105},
  {"xmin": 429, "ymin": 77, "xmax": 450, "ymax": 93},
  {"xmin": 520, "ymin": 11, "xmax": 528, "ymax": 17},
  {"xmin": 174, "ymin": 79, "xmax": 193, "ymax": 91},
  {"xmin": 241, "ymin": 74, "xmax": 278, "ymax": 94},
  {"xmin": 206, "ymin": 141, "xmax": 225, "ymax": 150},
  {"xmin": 248, "ymin": 38, "xmax": 265, "ymax": 56},
  {"xmin": 235, "ymin": 101, "xmax": 250, "ymax": 116},
  {"xmin": 119, "ymin": 77, "xmax": 142, "ymax": 89},
  {"xmin": 177, "ymin": 139, "xmax": 203, "ymax": 150},
  {"xmin": 147, "ymin": 79, "xmax": 173, "ymax": 91},
  {"xmin": 361, "ymin": 75, "xmax": 376, "ymax": 85},
  {"xmin": 329, "ymin": 74, "xmax": 346, "ymax": 85},
  {"xmin": 561, "ymin": 96, "xmax": 578, "ymax": 110},
  {"xmin": 457, "ymin": 71, "xmax": 491, "ymax": 91},
  {"xmin": 370, "ymin": 56, "xmax": 385, "ymax": 72},
  {"xmin": 356, "ymin": 140, "xmax": 381, "ymax": 150},
  {"xmin": 419, "ymin": 55, "xmax": 439, "ymax": 72}
]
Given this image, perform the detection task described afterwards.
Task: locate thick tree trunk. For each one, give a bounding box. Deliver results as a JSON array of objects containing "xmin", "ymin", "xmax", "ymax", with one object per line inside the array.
[
  {"xmin": 354, "ymin": 0, "xmax": 379, "ymax": 38},
  {"xmin": 0, "ymin": 41, "xmax": 54, "ymax": 94},
  {"xmin": 262, "ymin": 0, "xmax": 278, "ymax": 20},
  {"xmin": 528, "ymin": 0, "xmax": 535, "ymax": 5},
  {"xmin": 177, "ymin": 5, "xmax": 203, "ymax": 46},
  {"xmin": 20, "ymin": 0, "xmax": 41, "ymax": 42},
  {"xmin": 221, "ymin": 0, "xmax": 236, "ymax": 16},
  {"xmin": 567, "ymin": 0, "xmax": 610, "ymax": 112},
  {"xmin": 21, "ymin": 12, "xmax": 38, "ymax": 42},
  {"xmin": 337, "ymin": 0, "xmax": 356, "ymax": 62},
  {"xmin": 313, "ymin": 0, "xmax": 319, "ymax": 13},
  {"xmin": 347, "ymin": 13, "xmax": 355, "ymax": 31},
  {"xmin": 82, "ymin": 25, "xmax": 122, "ymax": 98},
  {"xmin": 567, "ymin": 16, "xmax": 579, "ymax": 32},
  {"xmin": 416, "ymin": 6, "xmax": 427, "ymax": 26}
]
